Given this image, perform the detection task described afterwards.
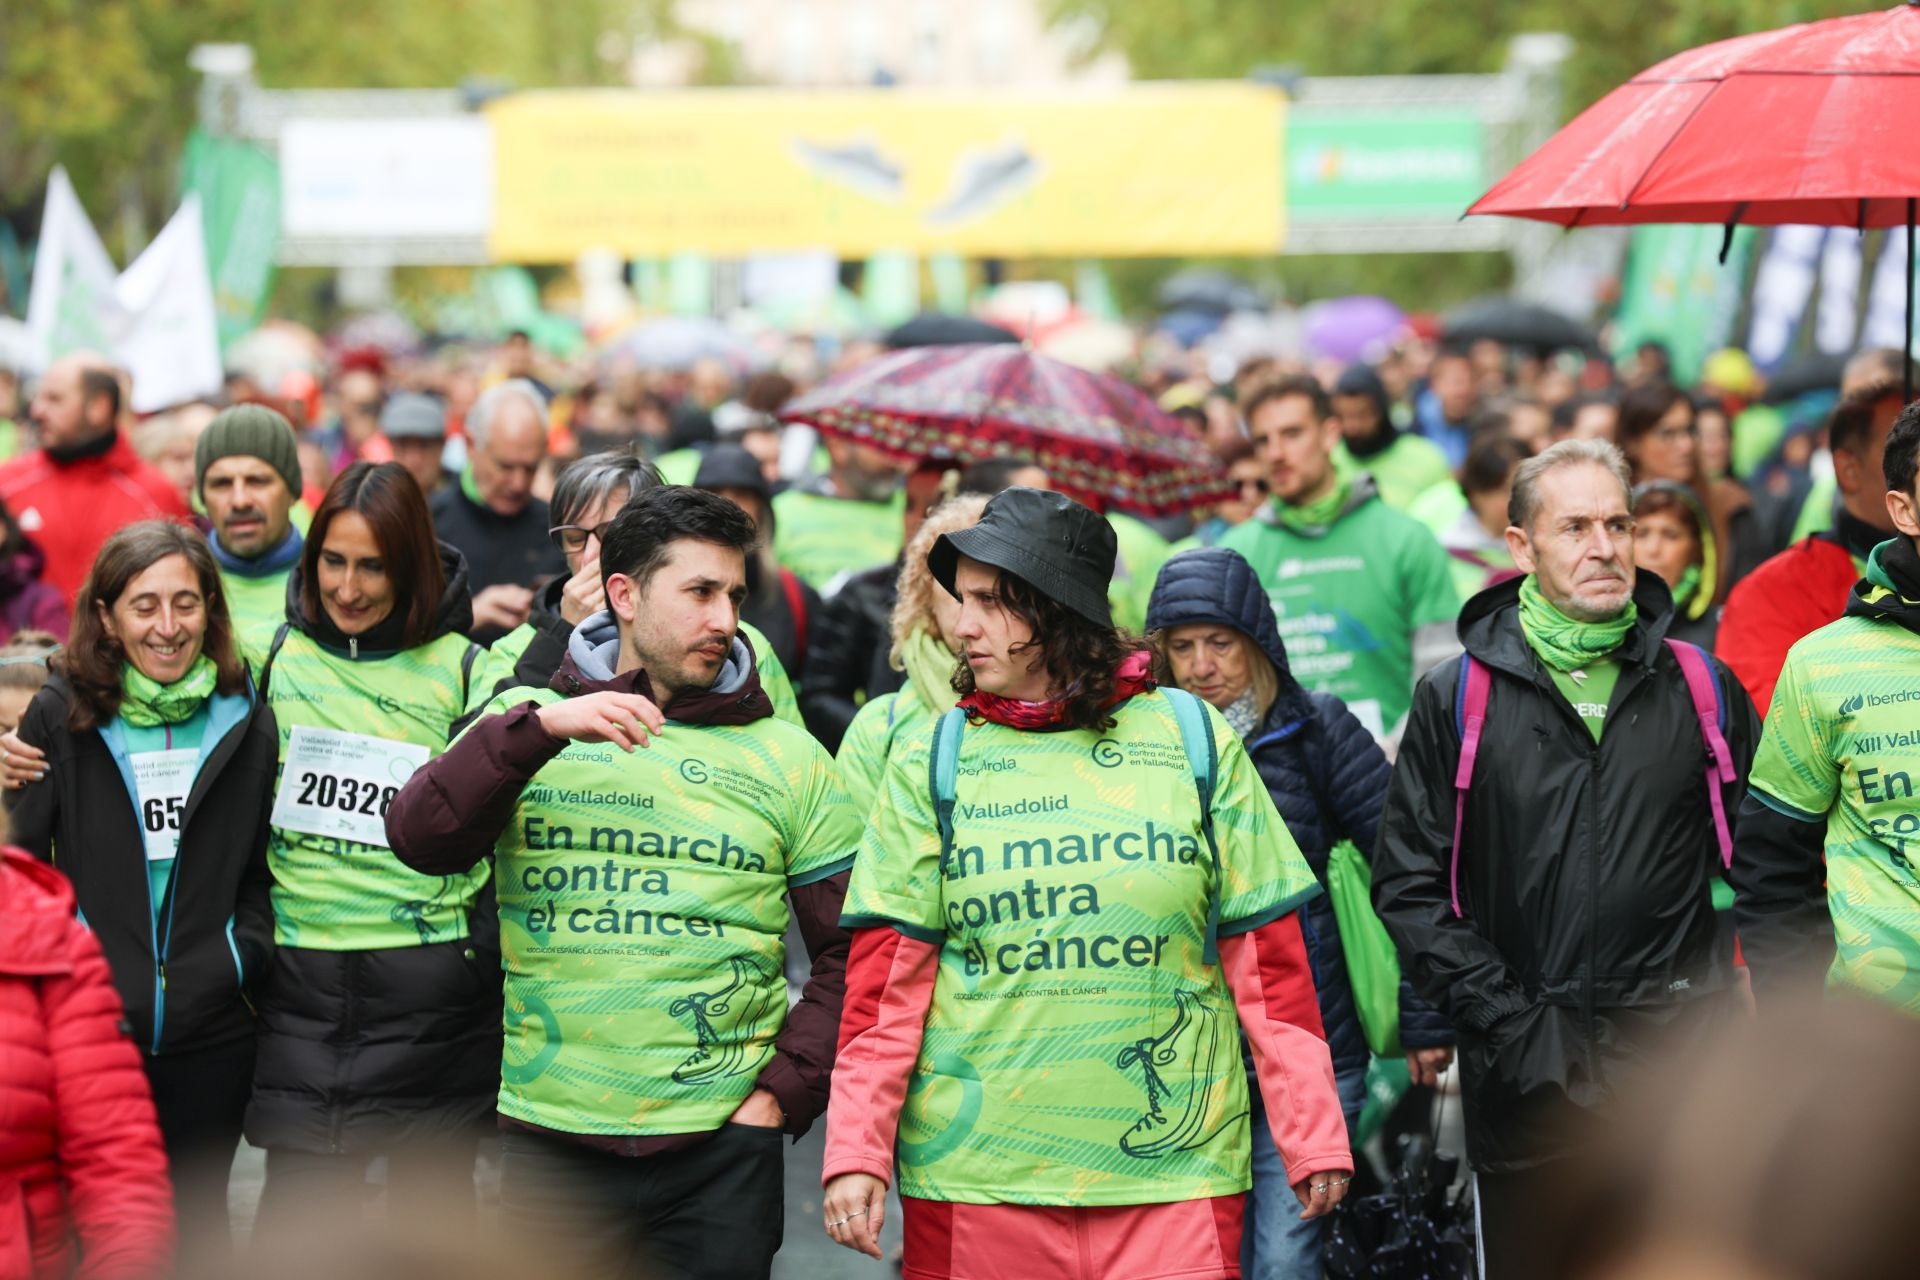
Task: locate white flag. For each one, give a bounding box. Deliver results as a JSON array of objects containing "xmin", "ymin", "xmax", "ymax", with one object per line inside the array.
[
  {"xmin": 24, "ymin": 166, "xmax": 123, "ymax": 368},
  {"xmin": 110, "ymin": 196, "xmax": 223, "ymax": 413}
]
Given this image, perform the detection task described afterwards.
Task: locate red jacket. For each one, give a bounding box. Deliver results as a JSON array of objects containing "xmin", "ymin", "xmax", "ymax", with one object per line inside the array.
[
  {"xmin": 0, "ymin": 438, "xmax": 189, "ymax": 606},
  {"xmin": 0, "ymin": 849, "xmax": 172, "ymax": 1280},
  {"xmin": 1715, "ymin": 534, "xmax": 1860, "ymax": 715}
]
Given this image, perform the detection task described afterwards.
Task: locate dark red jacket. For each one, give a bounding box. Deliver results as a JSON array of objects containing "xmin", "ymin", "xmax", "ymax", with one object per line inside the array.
[
  {"xmin": 0, "ymin": 849, "xmax": 172, "ymax": 1279},
  {"xmin": 1715, "ymin": 534, "xmax": 1860, "ymax": 715},
  {"xmin": 0, "ymin": 437, "xmax": 188, "ymax": 606}
]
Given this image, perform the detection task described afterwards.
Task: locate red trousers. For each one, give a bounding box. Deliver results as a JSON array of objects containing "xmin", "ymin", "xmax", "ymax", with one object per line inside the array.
[{"xmin": 901, "ymin": 1193, "xmax": 1245, "ymax": 1280}]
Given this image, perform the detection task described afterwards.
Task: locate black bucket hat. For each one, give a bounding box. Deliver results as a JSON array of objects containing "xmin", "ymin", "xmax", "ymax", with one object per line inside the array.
[{"xmin": 930, "ymin": 486, "xmax": 1115, "ymax": 628}]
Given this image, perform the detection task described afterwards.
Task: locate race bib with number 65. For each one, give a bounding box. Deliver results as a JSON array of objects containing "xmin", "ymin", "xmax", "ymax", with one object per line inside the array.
[
  {"xmin": 131, "ymin": 748, "xmax": 198, "ymax": 862},
  {"xmin": 271, "ymin": 725, "xmax": 430, "ymax": 848}
]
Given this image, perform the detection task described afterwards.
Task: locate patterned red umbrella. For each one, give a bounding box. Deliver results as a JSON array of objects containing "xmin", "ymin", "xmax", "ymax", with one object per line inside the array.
[{"xmin": 778, "ymin": 343, "xmax": 1230, "ymax": 516}]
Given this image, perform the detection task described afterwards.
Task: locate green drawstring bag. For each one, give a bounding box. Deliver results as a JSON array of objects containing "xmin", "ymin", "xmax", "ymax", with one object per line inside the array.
[
  {"xmin": 1325, "ymin": 839, "xmax": 1404, "ymax": 1059},
  {"xmin": 1355, "ymin": 1054, "xmax": 1411, "ymax": 1146}
]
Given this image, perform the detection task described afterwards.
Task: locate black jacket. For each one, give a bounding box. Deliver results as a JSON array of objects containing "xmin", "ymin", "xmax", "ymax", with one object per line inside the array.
[
  {"xmin": 742, "ymin": 555, "xmax": 821, "ymax": 680},
  {"xmin": 798, "ymin": 560, "xmax": 901, "ymax": 752},
  {"xmin": 1374, "ymin": 570, "xmax": 1759, "ymax": 1171},
  {"xmin": 246, "ymin": 543, "xmax": 500, "ymax": 1155},
  {"xmin": 428, "ymin": 483, "xmax": 564, "ymax": 645},
  {"xmin": 7, "ymin": 674, "xmax": 277, "ymax": 1056},
  {"xmin": 1145, "ymin": 548, "xmax": 1451, "ymax": 1078}
]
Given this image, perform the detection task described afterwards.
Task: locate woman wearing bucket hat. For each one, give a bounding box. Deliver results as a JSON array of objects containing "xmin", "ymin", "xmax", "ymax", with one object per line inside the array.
[{"xmin": 821, "ymin": 487, "xmax": 1350, "ymax": 1279}]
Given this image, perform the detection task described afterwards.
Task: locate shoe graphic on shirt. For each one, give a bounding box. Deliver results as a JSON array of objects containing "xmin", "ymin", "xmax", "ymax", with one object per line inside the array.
[
  {"xmin": 1115, "ymin": 989, "xmax": 1235, "ymax": 1159},
  {"xmin": 669, "ymin": 955, "xmax": 776, "ymax": 1085}
]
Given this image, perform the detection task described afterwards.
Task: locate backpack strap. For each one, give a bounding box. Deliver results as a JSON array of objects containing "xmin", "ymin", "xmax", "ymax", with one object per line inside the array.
[
  {"xmin": 928, "ymin": 707, "xmax": 968, "ymax": 876},
  {"xmin": 460, "ymin": 641, "xmax": 483, "ymax": 706},
  {"xmin": 257, "ymin": 624, "xmax": 292, "ymax": 700},
  {"xmin": 1665, "ymin": 638, "xmax": 1736, "ymax": 870},
  {"xmin": 778, "ymin": 568, "xmax": 809, "ymax": 661},
  {"xmin": 1164, "ymin": 687, "xmax": 1226, "ymax": 966},
  {"xmin": 1450, "ymin": 653, "xmax": 1492, "ymax": 919}
]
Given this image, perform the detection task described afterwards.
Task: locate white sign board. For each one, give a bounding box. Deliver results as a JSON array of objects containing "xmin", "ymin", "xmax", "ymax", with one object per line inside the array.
[{"xmin": 280, "ymin": 117, "xmax": 494, "ymax": 240}]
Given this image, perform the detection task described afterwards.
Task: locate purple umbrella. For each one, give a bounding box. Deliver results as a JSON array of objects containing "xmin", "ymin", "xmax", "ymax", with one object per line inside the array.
[{"xmin": 1305, "ymin": 296, "xmax": 1407, "ymax": 364}]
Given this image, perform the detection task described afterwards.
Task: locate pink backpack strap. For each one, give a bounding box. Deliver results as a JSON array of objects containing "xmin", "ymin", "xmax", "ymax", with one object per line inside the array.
[
  {"xmin": 1451, "ymin": 654, "xmax": 1492, "ymax": 918},
  {"xmin": 1666, "ymin": 638, "xmax": 1737, "ymax": 869}
]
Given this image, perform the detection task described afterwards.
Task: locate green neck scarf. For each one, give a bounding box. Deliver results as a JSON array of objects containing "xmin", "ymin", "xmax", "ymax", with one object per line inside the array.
[
  {"xmin": 120, "ymin": 655, "xmax": 217, "ymax": 728},
  {"xmin": 460, "ymin": 463, "xmax": 485, "ymax": 507},
  {"xmin": 1271, "ymin": 473, "xmax": 1350, "ymax": 535},
  {"xmin": 899, "ymin": 627, "xmax": 959, "ymax": 715},
  {"xmin": 1517, "ymin": 575, "xmax": 1637, "ymax": 673},
  {"xmin": 1671, "ymin": 564, "xmax": 1702, "ymax": 615}
]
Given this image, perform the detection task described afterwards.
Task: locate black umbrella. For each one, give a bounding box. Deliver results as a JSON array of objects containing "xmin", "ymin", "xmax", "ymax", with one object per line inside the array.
[
  {"xmin": 886, "ymin": 313, "xmax": 1020, "ymax": 349},
  {"xmin": 1442, "ymin": 297, "xmax": 1596, "ymax": 353},
  {"xmin": 1760, "ymin": 351, "xmax": 1848, "ymax": 406},
  {"xmin": 1155, "ymin": 269, "xmax": 1267, "ymax": 317}
]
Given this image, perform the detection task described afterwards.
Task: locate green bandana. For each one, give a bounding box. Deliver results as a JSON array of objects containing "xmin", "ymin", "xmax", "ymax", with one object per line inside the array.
[
  {"xmin": 1517, "ymin": 575, "xmax": 1636, "ymax": 673},
  {"xmin": 899, "ymin": 627, "xmax": 959, "ymax": 716},
  {"xmin": 120, "ymin": 655, "xmax": 217, "ymax": 727},
  {"xmin": 1671, "ymin": 564, "xmax": 1702, "ymax": 616},
  {"xmin": 1271, "ymin": 474, "xmax": 1350, "ymax": 535},
  {"xmin": 460, "ymin": 463, "xmax": 485, "ymax": 507}
]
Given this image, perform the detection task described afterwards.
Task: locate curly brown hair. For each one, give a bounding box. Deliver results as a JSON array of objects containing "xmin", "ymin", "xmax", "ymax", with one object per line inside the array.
[
  {"xmin": 57, "ymin": 521, "xmax": 247, "ymax": 731},
  {"xmin": 952, "ymin": 568, "xmax": 1139, "ymax": 733}
]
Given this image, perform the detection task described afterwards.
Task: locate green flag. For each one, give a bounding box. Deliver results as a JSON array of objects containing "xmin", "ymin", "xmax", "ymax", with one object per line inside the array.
[
  {"xmin": 1612, "ymin": 224, "xmax": 1756, "ymax": 386},
  {"xmin": 181, "ymin": 129, "xmax": 280, "ymax": 352}
]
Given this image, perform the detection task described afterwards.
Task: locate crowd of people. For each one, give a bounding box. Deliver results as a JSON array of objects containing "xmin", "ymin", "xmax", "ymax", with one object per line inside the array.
[{"xmin": 0, "ymin": 317, "xmax": 1912, "ymax": 1280}]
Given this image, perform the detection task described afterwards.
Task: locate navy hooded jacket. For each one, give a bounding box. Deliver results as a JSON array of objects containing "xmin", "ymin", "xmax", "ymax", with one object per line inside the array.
[{"xmin": 1146, "ymin": 546, "xmax": 1453, "ymax": 1075}]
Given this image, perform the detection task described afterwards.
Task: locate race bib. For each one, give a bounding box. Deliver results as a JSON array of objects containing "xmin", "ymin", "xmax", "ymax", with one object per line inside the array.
[
  {"xmin": 271, "ymin": 726, "xmax": 429, "ymax": 848},
  {"xmin": 131, "ymin": 748, "xmax": 197, "ymax": 862}
]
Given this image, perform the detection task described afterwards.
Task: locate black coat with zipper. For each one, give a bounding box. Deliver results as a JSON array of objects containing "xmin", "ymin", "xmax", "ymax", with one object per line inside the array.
[
  {"xmin": 1373, "ymin": 570, "xmax": 1759, "ymax": 1171},
  {"xmin": 246, "ymin": 544, "xmax": 501, "ymax": 1155},
  {"xmin": 6, "ymin": 673, "xmax": 277, "ymax": 1056}
]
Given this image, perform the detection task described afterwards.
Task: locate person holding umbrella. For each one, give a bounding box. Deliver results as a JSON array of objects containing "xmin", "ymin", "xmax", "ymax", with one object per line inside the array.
[{"xmin": 821, "ymin": 487, "xmax": 1350, "ymax": 1279}]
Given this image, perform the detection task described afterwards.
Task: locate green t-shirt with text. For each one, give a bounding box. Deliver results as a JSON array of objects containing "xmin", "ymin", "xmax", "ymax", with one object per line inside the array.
[
  {"xmin": 1748, "ymin": 613, "xmax": 1920, "ymax": 1008},
  {"xmin": 1545, "ymin": 658, "xmax": 1620, "ymax": 742},
  {"xmin": 220, "ymin": 566, "xmax": 291, "ymax": 673},
  {"xmin": 842, "ymin": 691, "xmax": 1322, "ymax": 1207},
  {"xmin": 1220, "ymin": 494, "xmax": 1460, "ymax": 741},
  {"xmin": 471, "ymin": 686, "xmax": 860, "ymax": 1136}
]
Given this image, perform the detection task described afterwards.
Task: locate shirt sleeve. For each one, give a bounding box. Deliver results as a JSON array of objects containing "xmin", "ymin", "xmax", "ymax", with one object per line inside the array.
[
  {"xmin": 1209, "ymin": 712, "xmax": 1324, "ymax": 935},
  {"xmin": 1746, "ymin": 646, "xmax": 1839, "ymax": 822},
  {"xmin": 756, "ymin": 639, "xmax": 806, "ymax": 730},
  {"xmin": 841, "ymin": 720, "xmax": 947, "ymax": 944},
  {"xmin": 786, "ymin": 739, "xmax": 862, "ymax": 886}
]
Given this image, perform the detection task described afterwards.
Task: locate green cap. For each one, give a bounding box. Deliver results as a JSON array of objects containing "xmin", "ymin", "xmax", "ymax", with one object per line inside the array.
[{"xmin": 196, "ymin": 404, "xmax": 301, "ymax": 499}]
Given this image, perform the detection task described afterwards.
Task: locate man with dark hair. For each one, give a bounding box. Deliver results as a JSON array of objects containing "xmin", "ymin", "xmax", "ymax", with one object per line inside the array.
[
  {"xmin": 386, "ymin": 485, "xmax": 859, "ymax": 1280},
  {"xmin": 821, "ymin": 486, "xmax": 1349, "ymax": 1276},
  {"xmin": 1549, "ymin": 391, "xmax": 1619, "ymax": 443},
  {"xmin": 1736, "ymin": 399, "xmax": 1920, "ymax": 1011},
  {"xmin": 696, "ymin": 443, "xmax": 820, "ymax": 678},
  {"xmin": 196, "ymin": 403, "xmax": 306, "ymax": 665},
  {"xmin": 1222, "ymin": 375, "xmax": 1459, "ymax": 748},
  {"xmin": 0, "ymin": 354, "xmax": 187, "ymax": 603},
  {"xmin": 1331, "ymin": 362, "xmax": 1451, "ymax": 511},
  {"xmin": 1717, "ymin": 381, "xmax": 1907, "ymax": 712}
]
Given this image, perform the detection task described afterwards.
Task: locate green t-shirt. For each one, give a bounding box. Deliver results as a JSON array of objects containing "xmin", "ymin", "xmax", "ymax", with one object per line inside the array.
[
  {"xmin": 771, "ymin": 487, "xmax": 905, "ymax": 594},
  {"xmin": 473, "ymin": 618, "xmax": 805, "ymax": 731},
  {"xmin": 842, "ymin": 692, "xmax": 1322, "ymax": 1207},
  {"xmin": 836, "ymin": 688, "xmax": 938, "ymax": 814},
  {"xmin": 265, "ymin": 628, "xmax": 490, "ymax": 950},
  {"xmin": 1544, "ymin": 658, "xmax": 1620, "ymax": 742},
  {"xmin": 469, "ymin": 685, "xmax": 860, "ymax": 1136},
  {"xmin": 220, "ymin": 566, "xmax": 292, "ymax": 674},
  {"xmin": 1219, "ymin": 494, "xmax": 1460, "ymax": 741},
  {"xmin": 1335, "ymin": 437, "xmax": 1454, "ymax": 514},
  {"xmin": 1748, "ymin": 613, "xmax": 1920, "ymax": 1008},
  {"xmin": 1108, "ymin": 513, "xmax": 1171, "ymax": 635}
]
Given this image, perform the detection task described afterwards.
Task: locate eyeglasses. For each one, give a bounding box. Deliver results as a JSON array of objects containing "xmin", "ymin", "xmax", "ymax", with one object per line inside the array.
[
  {"xmin": 1236, "ymin": 475, "xmax": 1271, "ymax": 497},
  {"xmin": 549, "ymin": 521, "xmax": 612, "ymax": 554}
]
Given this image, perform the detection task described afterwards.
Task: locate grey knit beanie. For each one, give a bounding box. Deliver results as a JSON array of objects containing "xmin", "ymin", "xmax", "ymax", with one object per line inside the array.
[{"xmin": 195, "ymin": 403, "xmax": 302, "ymax": 499}]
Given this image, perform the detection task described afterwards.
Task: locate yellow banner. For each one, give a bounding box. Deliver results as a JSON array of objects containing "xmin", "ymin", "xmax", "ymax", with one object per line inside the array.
[{"xmin": 487, "ymin": 84, "xmax": 1284, "ymax": 261}]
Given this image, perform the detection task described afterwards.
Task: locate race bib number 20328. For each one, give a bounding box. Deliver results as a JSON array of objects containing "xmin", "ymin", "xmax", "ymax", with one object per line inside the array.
[{"xmin": 270, "ymin": 725, "xmax": 429, "ymax": 848}]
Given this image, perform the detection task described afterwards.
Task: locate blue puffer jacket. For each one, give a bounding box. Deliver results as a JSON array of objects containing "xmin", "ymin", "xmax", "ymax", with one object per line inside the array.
[{"xmin": 1147, "ymin": 546, "xmax": 1454, "ymax": 1075}]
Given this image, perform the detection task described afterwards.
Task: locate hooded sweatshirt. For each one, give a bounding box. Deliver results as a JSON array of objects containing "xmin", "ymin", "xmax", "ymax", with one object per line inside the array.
[
  {"xmin": 385, "ymin": 607, "xmax": 862, "ymax": 1143},
  {"xmin": 262, "ymin": 543, "xmax": 488, "ymax": 950},
  {"xmin": 1330, "ymin": 364, "xmax": 1452, "ymax": 513}
]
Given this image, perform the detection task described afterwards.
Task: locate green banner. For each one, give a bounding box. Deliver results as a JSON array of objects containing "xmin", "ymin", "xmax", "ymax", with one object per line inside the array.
[
  {"xmin": 181, "ymin": 129, "xmax": 280, "ymax": 352},
  {"xmin": 1286, "ymin": 110, "xmax": 1485, "ymax": 222},
  {"xmin": 1612, "ymin": 224, "xmax": 1758, "ymax": 387}
]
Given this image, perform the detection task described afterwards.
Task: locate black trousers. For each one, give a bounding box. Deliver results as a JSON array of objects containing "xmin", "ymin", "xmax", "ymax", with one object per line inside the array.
[
  {"xmin": 499, "ymin": 1124, "xmax": 785, "ymax": 1280},
  {"xmin": 1474, "ymin": 1169, "xmax": 1554, "ymax": 1280},
  {"xmin": 143, "ymin": 1036, "xmax": 255, "ymax": 1263}
]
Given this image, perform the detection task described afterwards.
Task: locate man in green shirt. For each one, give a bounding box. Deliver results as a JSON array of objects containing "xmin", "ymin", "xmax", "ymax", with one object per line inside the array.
[
  {"xmin": 387, "ymin": 486, "xmax": 860, "ymax": 1280},
  {"xmin": 196, "ymin": 404, "xmax": 305, "ymax": 670},
  {"xmin": 1736, "ymin": 400, "xmax": 1920, "ymax": 1010},
  {"xmin": 771, "ymin": 435, "xmax": 908, "ymax": 594},
  {"xmin": 1331, "ymin": 362, "xmax": 1453, "ymax": 513},
  {"xmin": 1221, "ymin": 375, "xmax": 1461, "ymax": 748}
]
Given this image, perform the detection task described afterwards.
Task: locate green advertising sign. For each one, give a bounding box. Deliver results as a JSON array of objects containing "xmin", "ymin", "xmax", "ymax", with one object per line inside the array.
[
  {"xmin": 1286, "ymin": 110, "xmax": 1486, "ymax": 222},
  {"xmin": 181, "ymin": 129, "xmax": 281, "ymax": 351}
]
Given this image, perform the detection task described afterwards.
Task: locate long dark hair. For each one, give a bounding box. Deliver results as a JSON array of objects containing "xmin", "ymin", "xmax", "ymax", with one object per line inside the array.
[
  {"xmin": 302, "ymin": 462, "xmax": 446, "ymax": 649},
  {"xmin": 57, "ymin": 520, "xmax": 247, "ymax": 731},
  {"xmin": 952, "ymin": 569, "xmax": 1137, "ymax": 733}
]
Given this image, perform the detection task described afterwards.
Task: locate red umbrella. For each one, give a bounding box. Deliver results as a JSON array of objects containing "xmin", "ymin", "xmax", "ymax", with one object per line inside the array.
[
  {"xmin": 778, "ymin": 344, "xmax": 1229, "ymax": 516},
  {"xmin": 1469, "ymin": 3, "xmax": 1920, "ymax": 389}
]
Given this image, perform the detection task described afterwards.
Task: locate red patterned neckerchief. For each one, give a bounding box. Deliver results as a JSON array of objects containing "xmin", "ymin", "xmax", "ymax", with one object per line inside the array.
[{"xmin": 958, "ymin": 650, "xmax": 1156, "ymax": 730}]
